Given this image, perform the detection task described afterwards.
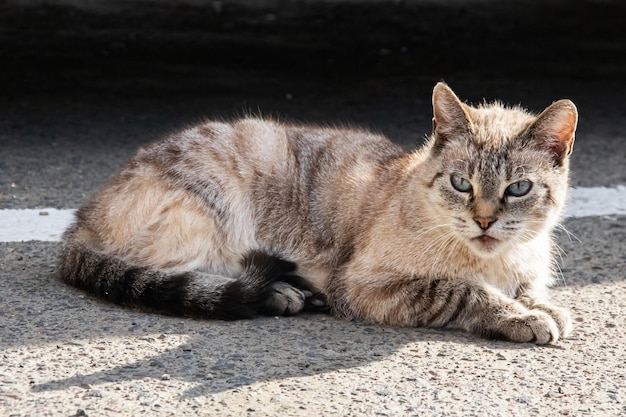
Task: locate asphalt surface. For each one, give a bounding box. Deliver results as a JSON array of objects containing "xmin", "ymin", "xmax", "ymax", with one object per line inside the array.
[{"xmin": 1, "ymin": 1, "xmax": 625, "ymax": 416}]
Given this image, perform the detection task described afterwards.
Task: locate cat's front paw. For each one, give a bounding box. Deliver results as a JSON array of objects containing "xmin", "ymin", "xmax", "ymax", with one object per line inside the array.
[
  {"xmin": 263, "ymin": 281, "xmax": 306, "ymax": 316},
  {"xmin": 495, "ymin": 310, "xmax": 561, "ymax": 345},
  {"xmin": 533, "ymin": 304, "xmax": 573, "ymax": 339}
]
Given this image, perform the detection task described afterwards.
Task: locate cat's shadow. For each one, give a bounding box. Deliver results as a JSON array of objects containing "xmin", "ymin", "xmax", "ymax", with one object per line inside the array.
[
  {"xmin": 31, "ymin": 307, "xmax": 553, "ymax": 399},
  {"xmin": 29, "ymin": 306, "xmax": 480, "ymax": 399}
]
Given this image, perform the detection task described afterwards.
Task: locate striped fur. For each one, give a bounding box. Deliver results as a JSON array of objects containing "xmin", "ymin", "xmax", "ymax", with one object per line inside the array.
[{"xmin": 59, "ymin": 83, "xmax": 577, "ymax": 344}]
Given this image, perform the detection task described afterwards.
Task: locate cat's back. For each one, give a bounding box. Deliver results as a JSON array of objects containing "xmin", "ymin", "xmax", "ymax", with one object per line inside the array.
[
  {"xmin": 186, "ymin": 117, "xmax": 401, "ymax": 164},
  {"xmin": 138, "ymin": 117, "xmax": 405, "ymax": 195},
  {"xmin": 137, "ymin": 117, "xmax": 397, "ymax": 172}
]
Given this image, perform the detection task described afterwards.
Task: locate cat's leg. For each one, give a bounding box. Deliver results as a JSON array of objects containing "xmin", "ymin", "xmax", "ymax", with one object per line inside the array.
[
  {"xmin": 329, "ymin": 273, "xmax": 564, "ymax": 344},
  {"xmin": 515, "ymin": 282, "xmax": 573, "ymax": 339}
]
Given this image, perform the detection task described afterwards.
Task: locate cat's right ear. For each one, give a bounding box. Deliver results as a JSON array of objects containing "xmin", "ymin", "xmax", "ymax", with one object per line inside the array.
[
  {"xmin": 432, "ymin": 83, "xmax": 472, "ymax": 151},
  {"xmin": 525, "ymin": 99, "xmax": 578, "ymax": 167}
]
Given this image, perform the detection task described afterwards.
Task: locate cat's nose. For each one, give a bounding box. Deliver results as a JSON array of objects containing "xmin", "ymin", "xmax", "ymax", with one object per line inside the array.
[{"xmin": 474, "ymin": 216, "xmax": 497, "ymax": 230}]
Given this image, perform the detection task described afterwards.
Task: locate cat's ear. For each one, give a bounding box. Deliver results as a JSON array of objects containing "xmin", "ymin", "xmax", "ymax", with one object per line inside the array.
[
  {"xmin": 526, "ymin": 99, "xmax": 578, "ymax": 166},
  {"xmin": 432, "ymin": 83, "xmax": 472, "ymax": 149}
]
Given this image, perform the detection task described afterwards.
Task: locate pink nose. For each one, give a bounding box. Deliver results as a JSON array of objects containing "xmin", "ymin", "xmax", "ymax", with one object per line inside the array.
[{"xmin": 474, "ymin": 216, "xmax": 497, "ymax": 230}]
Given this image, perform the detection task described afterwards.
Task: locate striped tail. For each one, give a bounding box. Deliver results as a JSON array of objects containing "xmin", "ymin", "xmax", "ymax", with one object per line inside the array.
[{"xmin": 58, "ymin": 240, "xmax": 296, "ymax": 320}]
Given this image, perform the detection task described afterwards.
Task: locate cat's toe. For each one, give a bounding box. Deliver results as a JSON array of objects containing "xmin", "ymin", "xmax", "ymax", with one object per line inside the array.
[
  {"xmin": 496, "ymin": 311, "xmax": 560, "ymax": 345},
  {"xmin": 263, "ymin": 281, "xmax": 305, "ymax": 316},
  {"xmin": 523, "ymin": 312, "xmax": 560, "ymax": 344},
  {"xmin": 534, "ymin": 304, "xmax": 572, "ymax": 339},
  {"xmin": 310, "ymin": 297, "xmax": 326, "ymax": 307}
]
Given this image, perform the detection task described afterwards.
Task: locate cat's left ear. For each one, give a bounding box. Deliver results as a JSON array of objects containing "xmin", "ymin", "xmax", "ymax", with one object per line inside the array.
[
  {"xmin": 431, "ymin": 82, "xmax": 473, "ymax": 150},
  {"xmin": 525, "ymin": 99, "xmax": 578, "ymax": 166}
]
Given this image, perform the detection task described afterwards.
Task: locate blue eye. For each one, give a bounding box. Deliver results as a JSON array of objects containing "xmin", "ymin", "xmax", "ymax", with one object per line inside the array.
[
  {"xmin": 450, "ymin": 174, "xmax": 473, "ymax": 193},
  {"xmin": 505, "ymin": 180, "xmax": 533, "ymax": 197}
]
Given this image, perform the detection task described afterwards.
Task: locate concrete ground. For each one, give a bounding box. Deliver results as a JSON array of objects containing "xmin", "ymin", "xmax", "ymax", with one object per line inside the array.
[{"xmin": 1, "ymin": 0, "xmax": 625, "ymax": 416}]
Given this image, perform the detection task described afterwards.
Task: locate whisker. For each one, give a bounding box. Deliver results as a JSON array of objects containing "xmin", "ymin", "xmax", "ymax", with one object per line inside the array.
[{"xmin": 555, "ymin": 223, "xmax": 581, "ymax": 243}]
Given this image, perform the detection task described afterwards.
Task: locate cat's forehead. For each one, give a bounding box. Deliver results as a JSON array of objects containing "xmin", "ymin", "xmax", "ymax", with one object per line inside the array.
[
  {"xmin": 445, "ymin": 142, "xmax": 546, "ymax": 178},
  {"xmin": 442, "ymin": 106, "xmax": 550, "ymax": 178},
  {"xmin": 442, "ymin": 104, "xmax": 538, "ymax": 165},
  {"xmin": 447, "ymin": 146, "xmax": 513, "ymax": 178},
  {"xmin": 466, "ymin": 103, "xmax": 535, "ymax": 146}
]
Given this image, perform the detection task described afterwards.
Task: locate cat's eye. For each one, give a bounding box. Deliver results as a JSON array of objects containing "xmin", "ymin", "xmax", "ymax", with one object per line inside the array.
[
  {"xmin": 505, "ymin": 180, "xmax": 533, "ymax": 197},
  {"xmin": 450, "ymin": 174, "xmax": 473, "ymax": 193}
]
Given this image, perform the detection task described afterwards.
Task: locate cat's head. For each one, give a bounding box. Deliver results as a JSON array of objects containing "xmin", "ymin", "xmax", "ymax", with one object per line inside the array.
[{"xmin": 423, "ymin": 82, "xmax": 577, "ymax": 258}]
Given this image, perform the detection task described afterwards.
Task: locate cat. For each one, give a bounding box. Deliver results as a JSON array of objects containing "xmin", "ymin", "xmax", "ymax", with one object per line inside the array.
[{"xmin": 59, "ymin": 82, "xmax": 577, "ymax": 344}]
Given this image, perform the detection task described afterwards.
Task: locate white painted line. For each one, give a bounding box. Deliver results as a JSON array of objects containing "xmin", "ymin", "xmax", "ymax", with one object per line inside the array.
[
  {"xmin": 0, "ymin": 208, "xmax": 76, "ymax": 243},
  {"xmin": 0, "ymin": 186, "xmax": 624, "ymax": 242},
  {"xmin": 567, "ymin": 185, "xmax": 626, "ymax": 218}
]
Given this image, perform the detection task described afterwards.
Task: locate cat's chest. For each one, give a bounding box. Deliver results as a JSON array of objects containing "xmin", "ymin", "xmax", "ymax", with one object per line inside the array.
[
  {"xmin": 478, "ymin": 264, "xmax": 526, "ymax": 297},
  {"xmin": 470, "ymin": 252, "xmax": 545, "ymax": 297}
]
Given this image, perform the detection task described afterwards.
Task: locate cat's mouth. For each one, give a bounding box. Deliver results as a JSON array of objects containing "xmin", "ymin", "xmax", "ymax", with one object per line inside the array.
[{"xmin": 471, "ymin": 235, "xmax": 501, "ymax": 252}]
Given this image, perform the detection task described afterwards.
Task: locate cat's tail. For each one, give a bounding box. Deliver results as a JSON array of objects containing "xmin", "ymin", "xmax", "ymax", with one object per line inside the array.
[{"xmin": 58, "ymin": 235, "xmax": 296, "ymax": 319}]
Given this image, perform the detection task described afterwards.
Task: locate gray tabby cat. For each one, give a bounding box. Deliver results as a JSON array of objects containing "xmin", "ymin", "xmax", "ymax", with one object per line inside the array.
[{"xmin": 59, "ymin": 83, "xmax": 577, "ymax": 344}]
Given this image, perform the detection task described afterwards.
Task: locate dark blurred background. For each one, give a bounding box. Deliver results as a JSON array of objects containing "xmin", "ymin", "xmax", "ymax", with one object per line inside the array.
[{"xmin": 1, "ymin": 0, "xmax": 625, "ymax": 208}]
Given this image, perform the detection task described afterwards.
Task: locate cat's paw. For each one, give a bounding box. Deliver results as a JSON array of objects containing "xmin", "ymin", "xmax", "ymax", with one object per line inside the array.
[
  {"xmin": 533, "ymin": 304, "xmax": 573, "ymax": 339},
  {"xmin": 263, "ymin": 281, "xmax": 306, "ymax": 316},
  {"xmin": 496, "ymin": 310, "xmax": 560, "ymax": 345}
]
